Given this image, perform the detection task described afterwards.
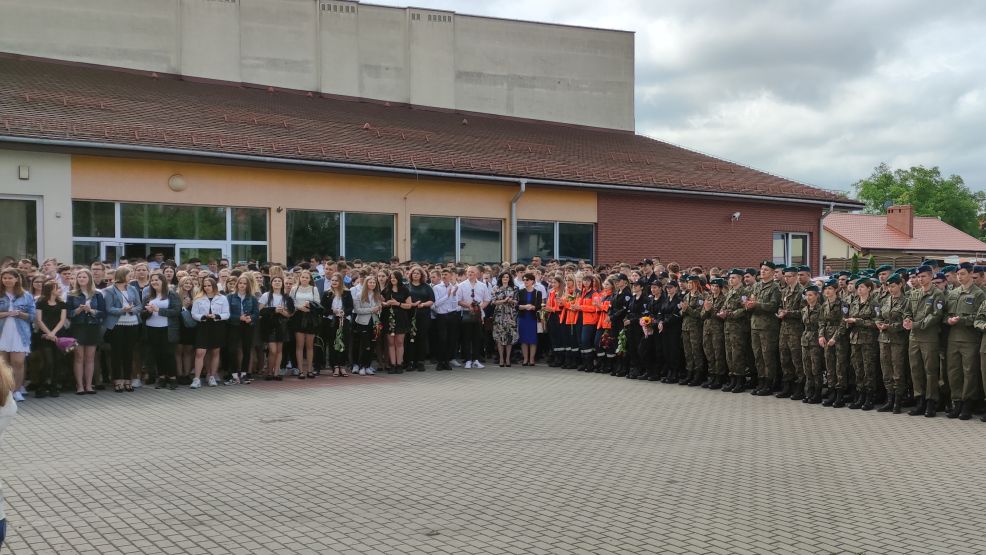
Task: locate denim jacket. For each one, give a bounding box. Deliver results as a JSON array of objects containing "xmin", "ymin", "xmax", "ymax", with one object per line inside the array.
[
  {"xmin": 0, "ymin": 292, "xmax": 36, "ymax": 348},
  {"xmin": 67, "ymin": 291, "xmax": 106, "ymax": 327},
  {"xmin": 227, "ymin": 293, "xmax": 260, "ymax": 326},
  {"xmin": 103, "ymin": 284, "xmax": 142, "ymax": 330}
]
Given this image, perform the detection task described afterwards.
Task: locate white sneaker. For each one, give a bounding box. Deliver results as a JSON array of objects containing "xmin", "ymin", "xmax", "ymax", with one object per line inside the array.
[
  {"xmin": 18, "ymin": 385, "xmax": 27, "ymax": 394},
  {"xmin": 465, "ymin": 360, "xmax": 473, "ymax": 369},
  {"xmin": 450, "ymin": 359, "xmax": 462, "ymax": 367},
  {"xmin": 352, "ymin": 364, "xmax": 360, "ymax": 374},
  {"xmin": 359, "ymin": 367, "xmax": 367, "ymax": 376},
  {"xmin": 472, "ymin": 360, "xmax": 485, "ymax": 369},
  {"xmin": 190, "ymin": 378, "xmax": 201, "ymax": 389},
  {"xmin": 131, "ymin": 378, "xmax": 142, "ymax": 389},
  {"xmin": 207, "ymin": 376, "xmax": 218, "ymax": 387},
  {"xmin": 12, "ymin": 391, "xmax": 24, "ymax": 402},
  {"xmin": 365, "ymin": 367, "xmax": 375, "ymax": 375}
]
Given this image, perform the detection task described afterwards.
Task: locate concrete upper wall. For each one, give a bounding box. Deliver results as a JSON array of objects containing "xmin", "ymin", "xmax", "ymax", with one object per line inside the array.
[
  {"xmin": 0, "ymin": 0, "xmax": 634, "ymax": 131},
  {"xmin": 0, "ymin": 149, "xmax": 73, "ymax": 262}
]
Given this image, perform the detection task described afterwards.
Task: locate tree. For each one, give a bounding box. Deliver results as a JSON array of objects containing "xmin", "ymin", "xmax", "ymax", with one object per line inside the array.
[
  {"xmin": 867, "ymin": 255, "xmax": 876, "ymax": 270},
  {"xmin": 850, "ymin": 253, "xmax": 860, "ymax": 274},
  {"xmin": 852, "ymin": 163, "xmax": 980, "ymax": 236}
]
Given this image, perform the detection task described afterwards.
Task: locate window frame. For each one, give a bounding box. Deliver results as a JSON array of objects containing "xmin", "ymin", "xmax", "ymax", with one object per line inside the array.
[
  {"xmin": 0, "ymin": 194, "xmax": 44, "ymax": 260},
  {"xmin": 410, "ymin": 215, "xmax": 504, "ymax": 263},
  {"xmin": 517, "ymin": 219, "xmax": 595, "ymax": 263},
  {"xmin": 772, "ymin": 231, "xmax": 810, "ymax": 267}
]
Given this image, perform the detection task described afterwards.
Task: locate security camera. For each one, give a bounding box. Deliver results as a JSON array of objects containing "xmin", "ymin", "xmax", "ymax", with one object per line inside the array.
[{"xmin": 731, "ymin": 212, "xmax": 741, "ymax": 221}]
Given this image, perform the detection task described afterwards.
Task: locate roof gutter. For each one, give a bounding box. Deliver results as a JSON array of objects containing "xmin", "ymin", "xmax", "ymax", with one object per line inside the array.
[
  {"xmin": 0, "ymin": 135, "xmax": 864, "ymax": 210},
  {"xmin": 510, "ymin": 180, "xmax": 527, "ymax": 262}
]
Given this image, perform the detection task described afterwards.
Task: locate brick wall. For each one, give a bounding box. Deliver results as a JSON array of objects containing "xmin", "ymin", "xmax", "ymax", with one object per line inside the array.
[{"xmin": 596, "ymin": 192, "xmax": 824, "ymax": 269}]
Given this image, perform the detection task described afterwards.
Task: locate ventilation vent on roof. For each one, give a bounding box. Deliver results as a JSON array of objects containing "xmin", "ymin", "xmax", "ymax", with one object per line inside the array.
[
  {"xmin": 503, "ymin": 141, "xmax": 554, "ymax": 155},
  {"xmin": 321, "ymin": 2, "xmax": 356, "ymax": 13},
  {"xmin": 373, "ymin": 126, "xmax": 434, "ymax": 142}
]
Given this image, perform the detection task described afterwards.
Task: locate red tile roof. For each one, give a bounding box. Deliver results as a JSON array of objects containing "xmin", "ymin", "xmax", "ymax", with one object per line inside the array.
[
  {"xmin": 824, "ymin": 212, "xmax": 986, "ymax": 253},
  {"xmin": 0, "ymin": 56, "xmax": 859, "ymax": 206}
]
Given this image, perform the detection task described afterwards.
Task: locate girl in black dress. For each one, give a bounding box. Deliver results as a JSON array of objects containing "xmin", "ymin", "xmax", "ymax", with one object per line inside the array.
[
  {"xmin": 405, "ymin": 267, "xmax": 435, "ymax": 372},
  {"xmin": 381, "ymin": 270, "xmax": 412, "ymax": 374}
]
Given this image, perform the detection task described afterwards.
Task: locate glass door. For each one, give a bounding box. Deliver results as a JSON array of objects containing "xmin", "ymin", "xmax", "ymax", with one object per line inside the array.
[
  {"xmin": 177, "ymin": 245, "xmax": 226, "ymax": 265},
  {"xmin": 100, "ymin": 241, "xmax": 124, "ymax": 265}
]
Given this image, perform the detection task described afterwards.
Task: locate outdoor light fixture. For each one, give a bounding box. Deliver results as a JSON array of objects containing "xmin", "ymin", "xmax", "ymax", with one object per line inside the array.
[
  {"xmin": 167, "ymin": 174, "xmax": 187, "ymax": 192},
  {"xmin": 731, "ymin": 211, "xmax": 741, "ymax": 221}
]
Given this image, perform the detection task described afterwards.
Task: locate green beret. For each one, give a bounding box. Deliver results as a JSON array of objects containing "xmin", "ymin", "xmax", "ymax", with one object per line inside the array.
[
  {"xmin": 943, "ymin": 265, "xmax": 958, "ymax": 274},
  {"xmin": 875, "ymin": 265, "xmax": 893, "ymax": 274},
  {"xmin": 728, "ymin": 268, "xmax": 744, "ymax": 277},
  {"xmin": 797, "ymin": 265, "xmax": 812, "ymax": 274},
  {"xmin": 744, "ymin": 268, "xmax": 758, "ymax": 276},
  {"xmin": 824, "ymin": 279, "xmax": 839, "ymax": 289},
  {"xmin": 760, "ymin": 260, "xmax": 778, "ymax": 270},
  {"xmin": 710, "ymin": 278, "xmax": 726, "ymax": 287},
  {"xmin": 805, "ymin": 285, "xmax": 820, "ymax": 294},
  {"xmin": 886, "ymin": 274, "xmax": 902, "ymax": 285},
  {"xmin": 783, "ymin": 266, "xmax": 798, "ymax": 273}
]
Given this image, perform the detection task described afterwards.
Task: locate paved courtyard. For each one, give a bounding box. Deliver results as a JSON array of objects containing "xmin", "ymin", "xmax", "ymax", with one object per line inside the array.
[{"xmin": 3, "ymin": 366, "xmax": 986, "ymax": 555}]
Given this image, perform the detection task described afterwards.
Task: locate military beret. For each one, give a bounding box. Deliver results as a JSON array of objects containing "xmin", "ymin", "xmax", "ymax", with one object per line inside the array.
[
  {"xmin": 850, "ymin": 273, "xmax": 859, "ymax": 280},
  {"xmin": 685, "ymin": 274, "xmax": 701, "ymax": 281},
  {"xmin": 893, "ymin": 268, "xmax": 908, "ymax": 275},
  {"xmin": 975, "ymin": 266, "xmax": 986, "ymax": 274},
  {"xmin": 959, "ymin": 262, "xmax": 975, "ymax": 272},
  {"xmin": 921, "ymin": 259, "xmax": 940, "ymax": 267},
  {"xmin": 728, "ymin": 268, "xmax": 744, "ymax": 277},
  {"xmin": 760, "ymin": 260, "xmax": 778, "ymax": 270},
  {"xmin": 916, "ymin": 265, "xmax": 933, "ymax": 275},
  {"xmin": 875, "ymin": 264, "xmax": 893, "ymax": 274},
  {"xmin": 942, "ymin": 265, "xmax": 958, "ymax": 274},
  {"xmin": 782, "ymin": 266, "xmax": 798, "ymax": 273},
  {"xmin": 710, "ymin": 278, "xmax": 726, "ymax": 287},
  {"xmin": 797, "ymin": 265, "xmax": 812, "ymax": 274},
  {"xmin": 805, "ymin": 285, "xmax": 820, "ymax": 294},
  {"xmin": 824, "ymin": 279, "xmax": 839, "ymax": 289},
  {"xmin": 744, "ymin": 268, "xmax": 758, "ymax": 276},
  {"xmin": 932, "ymin": 272, "xmax": 946, "ymax": 282},
  {"xmin": 886, "ymin": 274, "xmax": 903, "ymax": 285},
  {"xmin": 856, "ymin": 277, "xmax": 874, "ymax": 288},
  {"xmin": 838, "ymin": 271, "xmax": 851, "ymax": 277}
]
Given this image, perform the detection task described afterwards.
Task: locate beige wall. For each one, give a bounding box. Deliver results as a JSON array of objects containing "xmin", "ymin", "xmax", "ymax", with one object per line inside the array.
[
  {"xmin": 822, "ymin": 230, "xmax": 857, "ymax": 260},
  {"xmin": 0, "ymin": 0, "xmax": 634, "ymax": 131},
  {"xmin": 70, "ymin": 156, "xmax": 596, "ymax": 262},
  {"xmin": 0, "ymin": 149, "xmax": 73, "ymax": 261}
]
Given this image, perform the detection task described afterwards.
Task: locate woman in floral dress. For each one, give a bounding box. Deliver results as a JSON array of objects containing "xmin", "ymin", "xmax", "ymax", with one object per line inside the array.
[{"xmin": 491, "ymin": 272, "xmax": 519, "ymax": 367}]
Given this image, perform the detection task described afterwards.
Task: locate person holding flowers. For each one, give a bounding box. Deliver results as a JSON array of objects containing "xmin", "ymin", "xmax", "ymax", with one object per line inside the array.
[
  {"xmin": 321, "ymin": 272, "xmax": 353, "ymax": 377},
  {"xmin": 381, "ymin": 270, "xmax": 412, "ymax": 374}
]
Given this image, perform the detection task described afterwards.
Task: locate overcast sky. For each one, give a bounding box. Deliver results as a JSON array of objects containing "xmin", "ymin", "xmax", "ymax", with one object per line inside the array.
[{"xmin": 373, "ymin": 0, "xmax": 986, "ymax": 193}]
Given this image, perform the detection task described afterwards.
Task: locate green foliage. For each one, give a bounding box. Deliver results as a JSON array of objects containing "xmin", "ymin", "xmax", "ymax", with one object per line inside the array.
[
  {"xmin": 853, "ymin": 164, "xmax": 980, "ymax": 236},
  {"xmin": 850, "ymin": 253, "xmax": 860, "ymax": 274},
  {"xmin": 867, "ymin": 255, "xmax": 876, "ymax": 269}
]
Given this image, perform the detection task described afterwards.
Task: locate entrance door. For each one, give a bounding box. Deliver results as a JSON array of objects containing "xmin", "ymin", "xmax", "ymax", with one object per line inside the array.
[
  {"xmin": 100, "ymin": 242, "xmax": 124, "ymax": 265},
  {"xmin": 177, "ymin": 245, "xmax": 225, "ymax": 266}
]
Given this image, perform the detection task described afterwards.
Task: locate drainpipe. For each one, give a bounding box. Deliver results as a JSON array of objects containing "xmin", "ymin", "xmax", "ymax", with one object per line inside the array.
[
  {"xmin": 820, "ymin": 201, "xmax": 834, "ymax": 273},
  {"xmin": 510, "ymin": 180, "xmax": 527, "ymax": 263}
]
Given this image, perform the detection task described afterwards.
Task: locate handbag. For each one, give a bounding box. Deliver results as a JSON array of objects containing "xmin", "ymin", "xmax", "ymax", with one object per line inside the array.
[
  {"xmin": 180, "ymin": 307, "xmax": 197, "ymax": 328},
  {"xmin": 56, "ymin": 336, "xmax": 78, "ymax": 353}
]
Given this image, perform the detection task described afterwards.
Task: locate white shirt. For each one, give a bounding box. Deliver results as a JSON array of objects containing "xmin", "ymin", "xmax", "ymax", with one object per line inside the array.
[
  {"xmin": 191, "ymin": 295, "xmax": 230, "ymax": 322},
  {"xmin": 455, "ymin": 279, "xmax": 491, "ymax": 307},
  {"xmin": 146, "ymin": 298, "xmax": 169, "ymax": 328},
  {"xmin": 432, "ymin": 282, "xmax": 461, "ymax": 315},
  {"xmin": 0, "ymin": 392, "xmax": 17, "ymax": 521},
  {"xmin": 291, "ymin": 286, "xmax": 318, "ymax": 308},
  {"xmin": 260, "ymin": 292, "xmax": 283, "ymax": 308}
]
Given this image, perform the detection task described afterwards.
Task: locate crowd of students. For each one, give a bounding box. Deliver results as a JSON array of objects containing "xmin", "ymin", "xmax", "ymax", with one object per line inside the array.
[{"xmin": 2, "ymin": 254, "xmax": 986, "ymax": 423}]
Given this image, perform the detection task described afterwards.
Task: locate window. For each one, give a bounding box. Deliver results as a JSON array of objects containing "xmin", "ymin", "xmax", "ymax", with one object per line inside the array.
[
  {"xmin": 558, "ymin": 223, "xmax": 594, "ymax": 262},
  {"xmin": 121, "ymin": 203, "xmax": 226, "ymax": 240},
  {"xmin": 773, "ymin": 232, "xmax": 809, "ymax": 267},
  {"xmin": 517, "ymin": 221, "xmax": 554, "ymax": 263},
  {"xmin": 410, "ymin": 216, "xmax": 456, "ymax": 263},
  {"xmin": 72, "ymin": 200, "xmax": 115, "ymax": 238},
  {"xmin": 459, "ymin": 218, "xmax": 502, "ymax": 263},
  {"xmin": 73, "ymin": 241, "xmax": 100, "ymax": 265},
  {"xmin": 517, "ymin": 220, "xmax": 595, "ymax": 263},
  {"xmin": 232, "ymin": 244, "xmax": 268, "ymax": 264},
  {"xmin": 0, "ymin": 198, "xmax": 39, "ymax": 259},
  {"xmin": 232, "ymin": 208, "xmax": 267, "ymax": 242},
  {"xmin": 345, "ymin": 212, "xmax": 394, "ymax": 262},
  {"xmin": 287, "ymin": 210, "xmax": 340, "ymax": 265}
]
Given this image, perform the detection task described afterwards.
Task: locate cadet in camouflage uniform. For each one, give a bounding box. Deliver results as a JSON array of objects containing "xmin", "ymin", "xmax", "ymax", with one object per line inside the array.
[
  {"xmin": 679, "ymin": 275, "xmax": 706, "ymax": 386},
  {"xmin": 720, "ymin": 269, "xmax": 750, "ymax": 393},
  {"xmin": 800, "ymin": 285, "xmax": 824, "ymax": 404},
  {"xmin": 819, "ymin": 280, "xmax": 850, "ymax": 408},
  {"xmin": 972, "ymin": 292, "xmax": 986, "ymax": 422},
  {"xmin": 742, "ymin": 268, "xmax": 759, "ymax": 388},
  {"xmin": 701, "ymin": 278, "xmax": 728, "ymax": 390},
  {"xmin": 944, "ymin": 262, "xmax": 984, "ymax": 420},
  {"xmin": 777, "ymin": 266, "xmax": 805, "ymax": 399},
  {"xmin": 903, "ymin": 264, "xmax": 947, "ymax": 417},
  {"xmin": 746, "ymin": 262, "xmax": 782, "ymax": 396},
  {"xmin": 875, "ymin": 274, "xmax": 908, "ymax": 413},
  {"xmin": 845, "ymin": 278, "xmax": 879, "ymax": 410}
]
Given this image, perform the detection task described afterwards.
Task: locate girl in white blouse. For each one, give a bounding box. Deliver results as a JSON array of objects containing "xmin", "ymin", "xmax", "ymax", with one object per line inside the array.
[
  {"xmin": 190, "ymin": 276, "xmax": 230, "ymax": 389},
  {"xmin": 290, "ymin": 270, "xmax": 320, "ymax": 379}
]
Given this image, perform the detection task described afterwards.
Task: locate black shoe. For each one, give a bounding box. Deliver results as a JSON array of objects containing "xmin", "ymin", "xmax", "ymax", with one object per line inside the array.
[
  {"xmin": 832, "ymin": 390, "xmax": 846, "ymax": 408},
  {"xmin": 861, "ymin": 392, "xmax": 874, "ymax": 411},
  {"xmin": 822, "ymin": 389, "xmax": 835, "ymax": 407},
  {"xmin": 849, "ymin": 391, "xmax": 864, "ymax": 410},
  {"xmin": 49, "ymin": 387, "xmax": 60, "ymax": 398},
  {"xmin": 908, "ymin": 397, "xmax": 926, "ymax": 416},
  {"xmin": 775, "ymin": 382, "xmax": 792, "ymax": 399},
  {"xmin": 925, "ymin": 398, "xmax": 937, "ymax": 417},
  {"xmin": 730, "ymin": 378, "xmax": 746, "ymax": 393},
  {"xmin": 959, "ymin": 402, "xmax": 973, "ymax": 420},
  {"xmin": 790, "ymin": 382, "xmax": 804, "ymax": 401},
  {"xmin": 877, "ymin": 392, "xmax": 894, "ymax": 412},
  {"xmin": 35, "ymin": 389, "xmax": 48, "ymax": 399},
  {"xmin": 168, "ymin": 379, "xmax": 178, "ymax": 391},
  {"xmin": 892, "ymin": 393, "xmax": 902, "ymax": 414},
  {"xmin": 946, "ymin": 401, "xmax": 962, "ymax": 419},
  {"xmin": 721, "ymin": 377, "xmax": 735, "ymax": 391}
]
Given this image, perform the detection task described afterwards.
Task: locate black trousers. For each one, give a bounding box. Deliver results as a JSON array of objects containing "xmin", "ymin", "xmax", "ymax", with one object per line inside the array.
[
  {"xmin": 326, "ymin": 317, "xmax": 351, "ymax": 367},
  {"xmin": 224, "ymin": 324, "xmax": 254, "ymax": 374},
  {"xmin": 661, "ymin": 327, "xmax": 684, "ymax": 376},
  {"xmin": 460, "ymin": 320, "xmax": 483, "ymax": 362},
  {"xmin": 435, "ymin": 312, "xmax": 460, "ymax": 363},
  {"xmin": 34, "ymin": 337, "xmax": 62, "ymax": 385},
  {"xmin": 406, "ymin": 310, "xmax": 431, "ymax": 365},
  {"xmin": 109, "ymin": 325, "xmax": 140, "ymax": 380},
  {"xmin": 145, "ymin": 326, "xmax": 176, "ymax": 379},
  {"xmin": 353, "ymin": 322, "xmax": 376, "ymax": 368}
]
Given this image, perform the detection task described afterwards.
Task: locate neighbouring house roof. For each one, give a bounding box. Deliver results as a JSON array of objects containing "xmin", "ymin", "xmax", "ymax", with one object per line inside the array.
[
  {"xmin": 824, "ymin": 212, "xmax": 986, "ymax": 253},
  {"xmin": 0, "ymin": 55, "xmax": 861, "ymax": 207}
]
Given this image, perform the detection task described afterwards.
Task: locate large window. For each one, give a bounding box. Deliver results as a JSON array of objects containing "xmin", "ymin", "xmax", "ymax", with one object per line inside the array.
[
  {"xmin": 286, "ymin": 210, "xmax": 395, "ymax": 264},
  {"xmin": 72, "ymin": 201, "xmax": 268, "ymax": 265},
  {"xmin": 345, "ymin": 212, "xmax": 395, "ymax": 262},
  {"xmin": 410, "ymin": 216, "xmax": 503, "ymax": 263},
  {"xmin": 773, "ymin": 232, "xmax": 809, "ymax": 267},
  {"xmin": 0, "ymin": 197, "xmax": 39, "ymax": 259},
  {"xmin": 517, "ymin": 220, "xmax": 594, "ymax": 263},
  {"xmin": 410, "ymin": 216, "xmax": 456, "ymax": 263}
]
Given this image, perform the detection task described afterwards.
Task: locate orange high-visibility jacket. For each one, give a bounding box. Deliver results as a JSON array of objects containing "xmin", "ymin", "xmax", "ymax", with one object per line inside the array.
[
  {"xmin": 578, "ymin": 289, "xmax": 600, "ymax": 326},
  {"xmin": 562, "ymin": 288, "xmax": 579, "ymax": 325},
  {"xmin": 595, "ymin": 292, "xmax": 612, "ymax": 329}
]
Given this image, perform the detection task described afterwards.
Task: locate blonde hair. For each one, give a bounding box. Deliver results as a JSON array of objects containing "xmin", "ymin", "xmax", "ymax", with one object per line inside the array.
[
  {"xmin": 0, "ymin": 357, "xmax": 14, "ymax": 407},
  {"xmin": 235, "ymin": 274, "xmax": 255, "ymax": 297},
  {"xmin": 70, "ymin": 268, "xmax": 97, "ymax": 298},
  {"xmin": 113, "ymin": 266, "xmax": 131, "ymax": 284},
  {"xmin": 360, "ymin": 276, "xmax": 383, "ymax": 304}
]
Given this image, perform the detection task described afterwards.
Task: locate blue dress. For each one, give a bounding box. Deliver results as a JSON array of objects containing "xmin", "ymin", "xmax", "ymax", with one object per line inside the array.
[{"xmin": 518, "ymin": 290, "xmax": 538, "ymax": 345}]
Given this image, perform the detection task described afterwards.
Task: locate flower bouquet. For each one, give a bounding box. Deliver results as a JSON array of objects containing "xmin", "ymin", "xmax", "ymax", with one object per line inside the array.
[
  {"xmin": 409, "ymin": 311, "xmax": 417, "ymax": 343},
  {"xmin": 640, "ymin": 315, "xmax": 655, "ymax": 337},
  {"xmin": 388, "ymin": 307, "xmax": 397, "ymax": 337},
  {"xmin": 615, "ymin": 328, "xmax": 627, "ymax": 356},
  {"xmin": 599, "ymin": 330, "xmax": 614, "ymax": 350},
  {"xmin": 333, "ymin": 318, "xmax": 346, "ymax": 352}
]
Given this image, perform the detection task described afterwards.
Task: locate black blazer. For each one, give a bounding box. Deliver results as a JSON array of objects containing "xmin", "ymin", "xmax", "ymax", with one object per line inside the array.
[
  {"xmin": 321, "ymin": 289, "xmax": 354, "ymax": 318},
  {"xmin": 515, "ymin": 288, "xmax": 543, "ymax": 312}
]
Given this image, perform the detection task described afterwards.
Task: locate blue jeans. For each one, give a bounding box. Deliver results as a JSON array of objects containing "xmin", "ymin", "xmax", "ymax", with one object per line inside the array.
[{"xmin": 0, "ymin": 518, "xmax": 6, "ymax": 547}]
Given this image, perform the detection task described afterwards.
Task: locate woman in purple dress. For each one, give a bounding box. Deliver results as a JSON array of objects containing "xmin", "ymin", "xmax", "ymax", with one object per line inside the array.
[{"xmin": 516, "ymin": 273, "xmax": 543, "ymax": 366}]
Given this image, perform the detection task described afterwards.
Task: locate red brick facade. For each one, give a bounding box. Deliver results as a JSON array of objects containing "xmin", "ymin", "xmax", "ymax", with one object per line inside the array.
[{"xmin": 596, "ymin": 192, "xmax": 824, "ymax": 270}]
